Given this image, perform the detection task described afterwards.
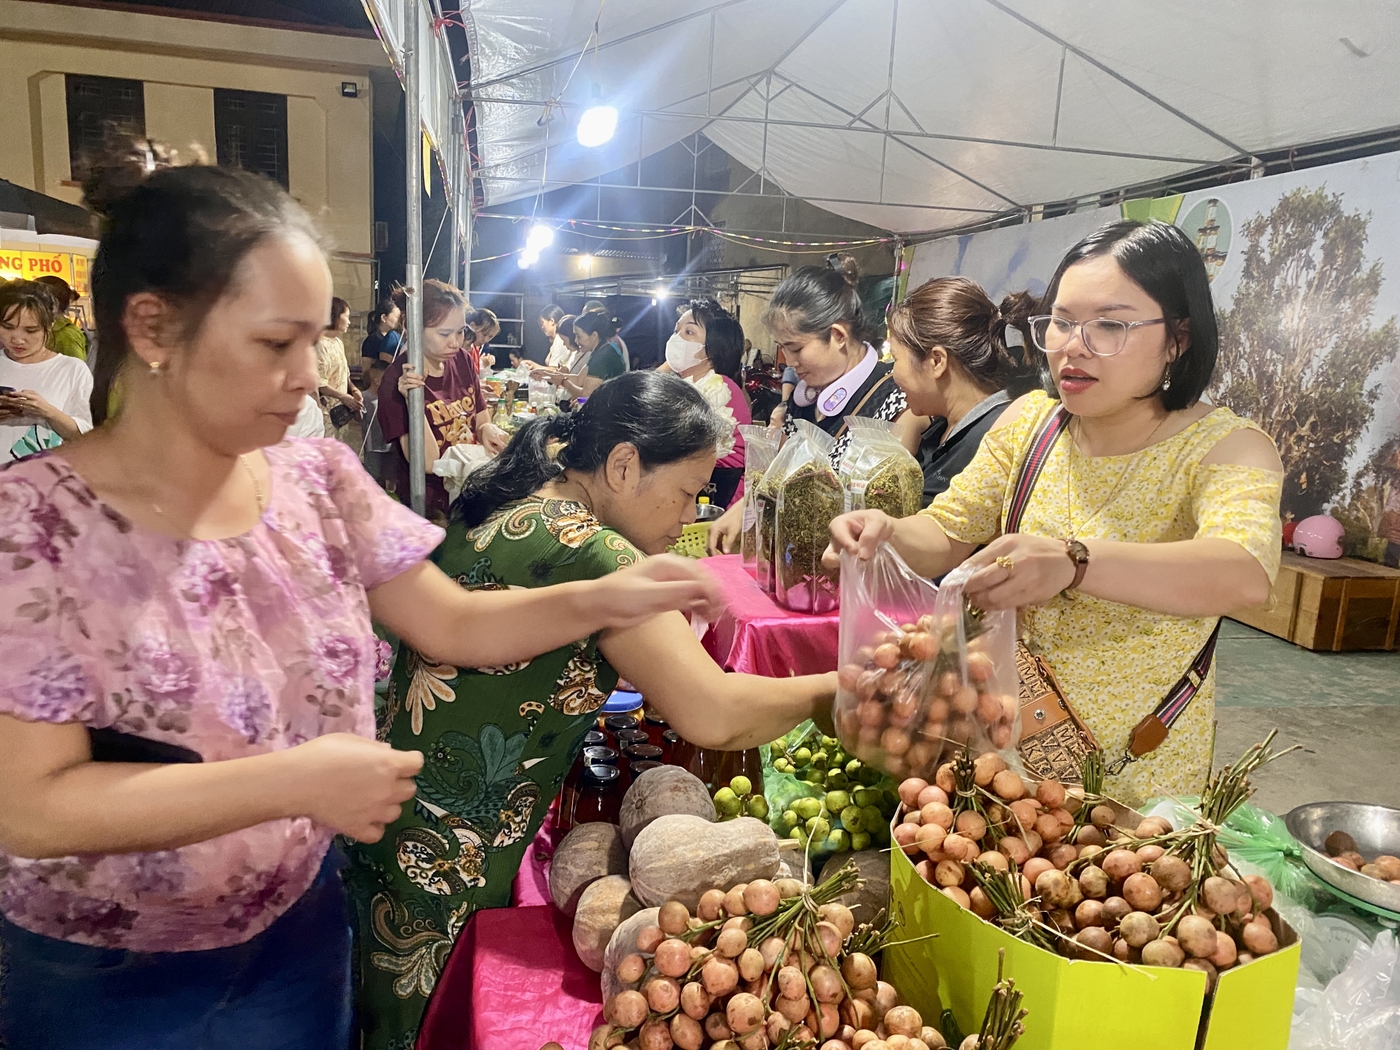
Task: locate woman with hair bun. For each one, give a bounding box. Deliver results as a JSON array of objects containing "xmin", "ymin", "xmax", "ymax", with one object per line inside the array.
[
  {"xmin": 831, "ymin": 220, "xmax": 1283, "ymax": 807},
  {"xmin": 538, "ymin": 303, "xmax": 570, "ymax": 369},
  {"xmin": 360, "ymin": 297, "xmax": 403, "ymax": 371},
  {"xmin": 0, "ymin": 141, "xmax": 722, "ymax": 1048},
  {"xmin": 547, "ymin": 308, "xmax": 626, "ymax": 400},
  {"xmin": 465, "ymin": 306, "xmax": 501, "ymax": 371},
  {"xmin": 887, "ymin": 276, "xmax": 1039, "ymax": 503},
  {"xmin": 707, "ymin": 253, "xmax": 925, "ymax": 552},
  {"xmin": 345, "ymin": 370, "xmax": 835, "ymax": 1049}
]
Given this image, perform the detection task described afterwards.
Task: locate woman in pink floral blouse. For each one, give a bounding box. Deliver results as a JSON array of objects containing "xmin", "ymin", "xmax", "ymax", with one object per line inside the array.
[{"xmin": 0, "ymin": 142, "xmax": 719, "ymax": 1050}]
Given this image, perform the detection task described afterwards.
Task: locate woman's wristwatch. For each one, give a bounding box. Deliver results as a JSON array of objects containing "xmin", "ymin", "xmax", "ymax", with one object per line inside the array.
[{"xmin": 1064, "ymin": 539, "xmax": 1090, "ymax": 591}]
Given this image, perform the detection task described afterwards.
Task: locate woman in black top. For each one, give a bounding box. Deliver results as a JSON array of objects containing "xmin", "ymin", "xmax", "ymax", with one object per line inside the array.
[
  {"xmin": 888, "ymin": 277, "xmax": 1040, "ymax": 504},
  {"xmin": 707, "ymin": 255, "xmax": 924, "ymax": 553}
]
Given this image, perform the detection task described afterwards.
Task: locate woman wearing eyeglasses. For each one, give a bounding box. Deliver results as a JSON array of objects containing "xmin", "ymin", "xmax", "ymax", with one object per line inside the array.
[{"xmin": 829, "ymin": 220, "xmax": 1283, "ymax": 805}]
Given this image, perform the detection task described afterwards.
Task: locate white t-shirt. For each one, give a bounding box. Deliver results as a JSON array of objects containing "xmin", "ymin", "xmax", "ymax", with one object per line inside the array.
[
  {"xmin": 0, "ymin": 353, "xmax": 93, "ymax": 462},
  {"xmin": 285, "ymin": 394, "xmax": 326, "ymax": 439},
  {"xmin": 544, "ymin": 334, "xmax": 571, "ymax": 369}
]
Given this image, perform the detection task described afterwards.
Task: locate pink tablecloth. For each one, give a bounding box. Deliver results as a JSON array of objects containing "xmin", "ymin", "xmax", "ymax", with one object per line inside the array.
[
  {"xmin": 417, "ymin": 904, "xmax": 604, "ymax": 1050},
  {"xmin": 700, "ymin": 553, "xmax": 839, "ymax": 677}
]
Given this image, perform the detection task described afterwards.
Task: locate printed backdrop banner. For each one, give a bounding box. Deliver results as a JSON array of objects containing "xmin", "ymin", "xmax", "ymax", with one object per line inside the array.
[{"xmin": 909, "ymin": 153, "xmax": 1400, "ymax": 564}]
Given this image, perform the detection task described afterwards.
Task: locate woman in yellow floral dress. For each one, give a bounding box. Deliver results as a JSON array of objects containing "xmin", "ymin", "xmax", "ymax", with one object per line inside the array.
[
  {"xmin": 344, "ymin": 371, "xmax": 837, "ymax": 1049},
  {"xmin": 830, "ymin": 220, "xmax": 1283, "ymax": 807}
]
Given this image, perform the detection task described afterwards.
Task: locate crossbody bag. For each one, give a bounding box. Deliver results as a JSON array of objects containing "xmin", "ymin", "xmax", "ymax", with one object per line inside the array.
[{"xmin": 1006, "ymin": 405, "xmax": 1220, "ymax": 782}]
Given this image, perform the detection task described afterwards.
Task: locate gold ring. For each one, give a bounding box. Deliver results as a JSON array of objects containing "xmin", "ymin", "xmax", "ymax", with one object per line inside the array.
[{"xmin": 995, "ymin": 555, "xmax": 1015, "ymax": 573}]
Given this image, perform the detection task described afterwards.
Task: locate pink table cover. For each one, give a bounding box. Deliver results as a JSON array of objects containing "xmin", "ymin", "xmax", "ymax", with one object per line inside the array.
[
  {"xmin": 700, "ymin": 554, "xmax": 839, "ymax": 677},
  {"xmin": 416, "ymin": 903, "xmax": 604, "ymax": 1050},
  {"xmin": 511, "ymin": 805, "xmax": 556, "ymax": 908}
]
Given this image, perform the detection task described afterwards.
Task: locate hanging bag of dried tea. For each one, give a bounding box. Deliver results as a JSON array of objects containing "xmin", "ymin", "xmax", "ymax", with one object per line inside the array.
[
  {"xmin": 753, "ymin": 452, "xmax": 785, "ymax": 593},
  {"xmin": 839, "ymin": 417, "xmax": 924, "ymax": 518},
  {"xmin": 737, "ymin": 425, "xmax": 781, "ymax": 580},
  {"xmin": 773, "ymin": 420, "xmax": 843, "ymax": 613},
  {"xmin": 832, "ymin": 548, "xmax": 1021, "ymax": 781}
]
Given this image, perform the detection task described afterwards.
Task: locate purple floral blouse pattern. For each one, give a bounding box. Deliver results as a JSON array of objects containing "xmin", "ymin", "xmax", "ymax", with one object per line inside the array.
[{"xmin": 0, "ymin": 439, "xmax": 443, "ymax": 951}]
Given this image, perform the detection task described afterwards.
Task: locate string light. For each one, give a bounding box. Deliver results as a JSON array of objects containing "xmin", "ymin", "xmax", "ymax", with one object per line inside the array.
[{"xmin": 479, "ymin": 216, "xmax": 898, "ymax": 266}]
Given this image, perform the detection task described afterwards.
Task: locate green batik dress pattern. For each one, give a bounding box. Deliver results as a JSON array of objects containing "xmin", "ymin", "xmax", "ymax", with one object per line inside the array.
[{"xmin": 343, "ymin": 497, "xmax": 640, "ymax": 1050}]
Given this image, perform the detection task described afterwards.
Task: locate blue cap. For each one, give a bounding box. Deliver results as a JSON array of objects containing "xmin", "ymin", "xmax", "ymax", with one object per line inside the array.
[{"xmin": 601, "ymin": 690, "xmax": 643, "ymax": 714}]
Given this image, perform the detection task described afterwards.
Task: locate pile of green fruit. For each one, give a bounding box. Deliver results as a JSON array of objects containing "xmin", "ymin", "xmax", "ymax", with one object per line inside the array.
[
  {"xmin": 768, "ymin": 731, "xmax": 897, "ymax": 854},
  {"xmin": 713, "ymin": 774, "xmax": 770, "ymax": 822}
]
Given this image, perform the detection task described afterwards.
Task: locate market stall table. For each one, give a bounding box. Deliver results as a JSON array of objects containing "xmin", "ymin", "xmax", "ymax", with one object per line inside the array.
[
  {"xmin": 416, "ymin": 901, "xmax": 603, "ymax": 1050},
  {"xmin": 699, "ymin": 553, "xmax": 839, "ymax": 677}
]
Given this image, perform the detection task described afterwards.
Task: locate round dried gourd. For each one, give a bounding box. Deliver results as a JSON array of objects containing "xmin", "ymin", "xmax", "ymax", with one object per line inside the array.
[
  {"xmin": 629, "ymin": 815, "xmax": 780, "ymax": 911},
  {"xmin": 573, "ymin": 875, "xmax": 642, "ymax": 972},
  {"xmin": 620, "ymin": 766, "xmax": 717, "ymax": 850},
  {"xmin": 550, "ymin": 822, "xmax": 628, "ymax": 916}
]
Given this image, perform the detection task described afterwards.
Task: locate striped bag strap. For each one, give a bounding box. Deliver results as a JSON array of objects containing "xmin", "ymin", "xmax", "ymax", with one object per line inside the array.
[{"xmin": 1003, "ymin": 403, "xmax": 1071, "ymax": 535}]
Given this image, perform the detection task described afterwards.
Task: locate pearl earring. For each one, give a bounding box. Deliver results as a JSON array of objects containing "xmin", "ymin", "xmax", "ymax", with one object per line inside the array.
[{"xmin": 1161, "ymin": 372, "xmax": 1172, "ymax": 392}]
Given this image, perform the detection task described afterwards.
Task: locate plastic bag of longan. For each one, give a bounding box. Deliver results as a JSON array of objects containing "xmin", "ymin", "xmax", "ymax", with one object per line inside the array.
[{"xmin": 833, "ymin": 550, "xmax": 1020, "ymax": 782}]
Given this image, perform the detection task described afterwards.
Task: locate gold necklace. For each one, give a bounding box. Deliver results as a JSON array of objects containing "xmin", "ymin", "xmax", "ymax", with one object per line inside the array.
[
  {"xmin": 1065, "ymin": 414, "xmax": 1171, "ymax": 540},
  {"xmin": 151, "ymin": 455, "xmax": 266, "ymax": 519}
]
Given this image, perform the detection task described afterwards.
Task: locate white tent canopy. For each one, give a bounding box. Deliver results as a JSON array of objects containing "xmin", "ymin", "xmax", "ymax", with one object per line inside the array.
[{"xmin": 463, "ymin": 0, "xmax": 1400, "ymax": 235}]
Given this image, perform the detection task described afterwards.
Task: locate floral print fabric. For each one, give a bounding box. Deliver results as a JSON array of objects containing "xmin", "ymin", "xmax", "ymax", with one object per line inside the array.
[
  {"xmin": 921, "ymin": 392, "xmax": 1283, "ymax": 806},
  {"xmin": 342, "ymin": 497, "xmax": 641, "ymax": 1050},
  {"xmin": 0, "ymin": 439, "xmax": 443, "ymax": 952}
]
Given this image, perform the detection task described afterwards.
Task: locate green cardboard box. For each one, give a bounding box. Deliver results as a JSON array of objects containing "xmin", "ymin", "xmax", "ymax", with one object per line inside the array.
[{"xmin": 884, "ymin": 814, "xmax": 1299, "ymax": 1050}]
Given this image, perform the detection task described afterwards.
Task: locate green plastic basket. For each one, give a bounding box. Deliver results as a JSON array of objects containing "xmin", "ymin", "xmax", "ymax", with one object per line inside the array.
[{"xmin": 669, "ymin": 522, "xmax": 712, "ymax": 558}]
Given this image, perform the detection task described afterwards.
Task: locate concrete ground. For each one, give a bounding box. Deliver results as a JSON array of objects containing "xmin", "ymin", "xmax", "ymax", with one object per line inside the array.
[{"xmin": 1214, "ymin": 619, "xmax": 1400, "ymax": 815}]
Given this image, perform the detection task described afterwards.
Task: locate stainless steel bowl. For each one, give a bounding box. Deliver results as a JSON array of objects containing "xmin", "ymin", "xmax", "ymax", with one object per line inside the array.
[
  {"xmin": 695, "ymin": 501, "xmax": 725, "ymax": 522},
  {"xmin": 1285, "ymin": 801, "xmax": 1400, "ymax": 915}
]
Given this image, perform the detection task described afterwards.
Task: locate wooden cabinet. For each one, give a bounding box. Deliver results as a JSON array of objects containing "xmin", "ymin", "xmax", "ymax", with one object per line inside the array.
[{"xmin": 1230, "ymin": 552, "xmax": 1400, "ymax": 651}]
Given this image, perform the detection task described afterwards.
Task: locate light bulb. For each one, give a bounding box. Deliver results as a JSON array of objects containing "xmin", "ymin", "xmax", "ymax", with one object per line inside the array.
[
  {"xmin": 577, "ymin": 104, "xmax": 618, "ymax": 148},
  {"xmin": 526, "ymin": 224, "xmax": 555, "ymax": 251}
]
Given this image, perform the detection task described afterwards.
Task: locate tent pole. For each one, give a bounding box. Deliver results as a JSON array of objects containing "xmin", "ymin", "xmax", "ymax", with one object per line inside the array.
[
  {"xmin": 404, "ymin": 0, "xmax": 426, "ymax": 518},
  {"xmin": 449, "ymin": 111, "xmax": 462, "ymax": 292}
]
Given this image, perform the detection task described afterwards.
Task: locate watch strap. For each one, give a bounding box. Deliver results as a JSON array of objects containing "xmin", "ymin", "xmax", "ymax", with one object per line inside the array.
[{"xmin": 1066, "ymin": 540, "xmax": 1089, "ymax": 591}]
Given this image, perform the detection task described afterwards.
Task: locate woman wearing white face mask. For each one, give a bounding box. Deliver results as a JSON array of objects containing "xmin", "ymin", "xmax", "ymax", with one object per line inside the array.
[{"xmin": 663, "ymin": 298, "xmax": 752, "ymax": 506}]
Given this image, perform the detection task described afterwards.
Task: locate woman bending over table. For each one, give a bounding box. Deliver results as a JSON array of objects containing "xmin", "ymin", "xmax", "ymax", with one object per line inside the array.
[
  {"xmin": 829, "ymin": 220, "xmax": 1283, "ymax": 806},
  {"xmin": 344, "ymin": 370, "xmax": 836, "ymax": 1049}
]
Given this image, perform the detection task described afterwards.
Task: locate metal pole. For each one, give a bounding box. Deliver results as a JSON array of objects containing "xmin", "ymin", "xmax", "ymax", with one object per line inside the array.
[
  {"xmin": 458, "ymin": 105, "xmax": 472, "ymax": 300},
  {"xmin": 448, "ymin": 109, "xmax": 462, "ymax": 290},
  {"xmin": 404, "ymin": 0, "xmax": 426, "ymax": 518}
]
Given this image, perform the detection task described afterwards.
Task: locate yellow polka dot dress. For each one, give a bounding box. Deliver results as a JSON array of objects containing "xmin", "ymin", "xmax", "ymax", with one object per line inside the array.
[{"xmin": 922, "ymin": 393, "xmax": 1282, "ymax": 806}]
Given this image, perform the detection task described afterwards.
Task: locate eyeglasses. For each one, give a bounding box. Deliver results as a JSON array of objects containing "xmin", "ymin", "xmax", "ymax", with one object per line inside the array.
[{"xmin": 1029, "ymin": 315, "xmax": 1169, "ymax": 358}]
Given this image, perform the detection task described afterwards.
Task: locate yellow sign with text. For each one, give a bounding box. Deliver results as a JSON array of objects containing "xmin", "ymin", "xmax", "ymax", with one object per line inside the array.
[{"xmin": 0, "ymin": 250, "xmax": 77, "ymax": 286}]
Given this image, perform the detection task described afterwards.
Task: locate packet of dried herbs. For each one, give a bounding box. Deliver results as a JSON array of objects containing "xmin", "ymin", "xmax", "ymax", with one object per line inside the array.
[
  {"xmin": 774, "ymin": 420, "xmax": 842, "ymax": 613},
  {"xmin": 738, "ymin": 425, "xmax": 780, "ymax": 580},
  {"xmin": 839, "ymin": 416, "xmax": 924, "ymax": 518}
]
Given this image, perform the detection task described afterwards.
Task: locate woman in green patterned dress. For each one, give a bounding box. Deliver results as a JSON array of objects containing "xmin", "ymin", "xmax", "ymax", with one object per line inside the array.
[{"xmin": 345, "ymin": 372, "xmax": 836, "ymax": 1049}]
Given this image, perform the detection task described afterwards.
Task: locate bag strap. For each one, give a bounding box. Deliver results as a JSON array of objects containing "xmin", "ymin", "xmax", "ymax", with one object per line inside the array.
[
  {"xmin": 1003, "ymin": 401, "xmax": 1220, "ymax": 771},
  {"xmin": 1004, "ymin": 404, "xmax": 1071, "ymax": 535},
  {"xmin": 832, "ymin": 374, "xmax": 897, "ymax": 442},
  {"xmin": 1109, "ymin": 619, "xmax": 1221, "ymax": 774}
]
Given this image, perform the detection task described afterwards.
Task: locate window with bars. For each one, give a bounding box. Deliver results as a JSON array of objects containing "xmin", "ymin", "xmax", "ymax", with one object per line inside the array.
[
  {"xmin": 65, "ymin": 74, "xmax": 146, "ymax": 178},
  {"xmin": 214, "ymin": 89, "xmax": 289, "ymax": 188}
]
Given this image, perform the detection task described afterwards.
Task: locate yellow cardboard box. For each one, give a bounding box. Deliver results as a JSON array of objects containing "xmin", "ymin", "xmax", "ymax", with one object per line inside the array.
[{"xmin": 885, "ymin": 815, "xmax": 1299, "ymax": 1050}]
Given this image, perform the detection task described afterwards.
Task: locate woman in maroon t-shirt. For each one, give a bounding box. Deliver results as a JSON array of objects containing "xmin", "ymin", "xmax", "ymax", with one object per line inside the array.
[{"xmin": 378, "ymin": 281, "xmax": 509, "ymax": 518}]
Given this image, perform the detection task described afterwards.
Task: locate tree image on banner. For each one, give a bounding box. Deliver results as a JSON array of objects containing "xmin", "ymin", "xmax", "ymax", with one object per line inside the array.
[
  {"xmin": 1334, "ymin": 436, "xmax": 1400, "ymax": 562},
  {"xmin": 1212, "ymin": 187, "xmax": 1400, "ymax": 523}
]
